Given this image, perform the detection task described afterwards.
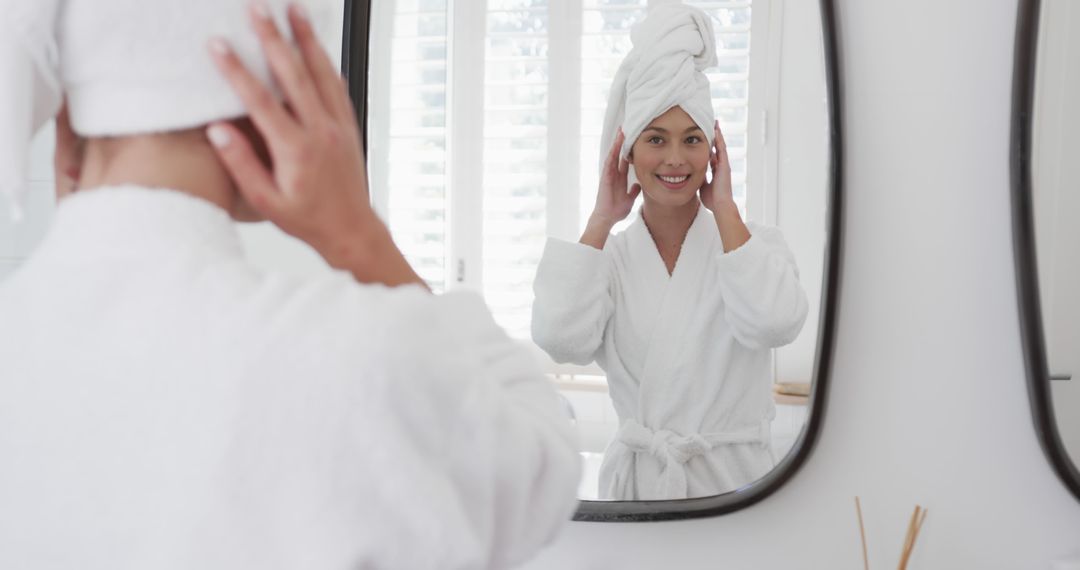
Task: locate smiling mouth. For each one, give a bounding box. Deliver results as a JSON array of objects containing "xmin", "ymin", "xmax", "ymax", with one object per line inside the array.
[{"xmin": 656, "ymin": 174, "xmax": 691, "ymax": 188}]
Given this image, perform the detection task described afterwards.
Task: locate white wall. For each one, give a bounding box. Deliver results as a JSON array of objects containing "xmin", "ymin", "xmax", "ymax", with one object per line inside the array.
[
  {"xmin": 520, "ymin": 1, "xmax": 1080, "ymax": 568},
  {"xmin": 1033, "ymin": 0, "xmax": 1080, "ymax": 472}
]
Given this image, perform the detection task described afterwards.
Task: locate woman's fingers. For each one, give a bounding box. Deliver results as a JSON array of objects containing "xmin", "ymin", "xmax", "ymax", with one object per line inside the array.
[
  {"xmin": 287, "ymin": 3, "xmax": 354, "ymax": 122},
  {"xmin": 608, "ymin": 129, "xmax": 629, "ymax": 177},
  {"xmin": 206, "ymin": 122, "xmax": 286, "ymax": 217},
  {"xmin": 209, "ymin": 38, "xmax": 301, "ymax": 145},
  {"xmin": 249, "ymin": 1, "xmax": 326, "ymax": 125},
  {"xmin": 714, "ymin": 120, "xmax": 729, "ymax": 166}
]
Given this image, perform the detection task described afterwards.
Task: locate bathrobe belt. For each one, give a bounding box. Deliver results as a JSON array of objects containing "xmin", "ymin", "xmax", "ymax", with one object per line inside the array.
[{"xmin": 606, "ymin": 418, "xmax": 771, "ymax": 499}]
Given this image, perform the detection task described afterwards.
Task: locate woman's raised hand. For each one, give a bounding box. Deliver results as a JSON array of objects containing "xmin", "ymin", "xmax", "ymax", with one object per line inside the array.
[
  {"xmin": 579, "ymin": 129, "xmax": 639, "ymax": 250},
  {"xmin": 698, "ymin": 120, "xmax": 734, "ymax": 213},
  {"xmin": 590, "ymin": 129, "xmax": 641, "ymax": 228},
  {"xmin": 700, "ymin": 120, "xmax": 751, "ymax": 252},
  {"xmin": 207, "ymin": 1, "xmax": 425, "ymax": 288}
]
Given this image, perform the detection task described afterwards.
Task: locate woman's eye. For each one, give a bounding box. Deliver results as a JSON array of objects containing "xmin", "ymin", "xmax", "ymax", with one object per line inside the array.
[
  {"xmin": 686, "ymin": 135, "xmax": 703, "ymax": 144},
  {"xmin": 647, "ymin": 136, "xmax": 664, "ymax": 144}
]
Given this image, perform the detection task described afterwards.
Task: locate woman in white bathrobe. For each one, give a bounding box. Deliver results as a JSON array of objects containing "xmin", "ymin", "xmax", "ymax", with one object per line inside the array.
[
  {"xmin": 0, "ymin": 2, "xmax": 579, "ymax": 568},
  {"xmin": 532, "ymin": 4, "xmax": 809, "ymax": 501}
]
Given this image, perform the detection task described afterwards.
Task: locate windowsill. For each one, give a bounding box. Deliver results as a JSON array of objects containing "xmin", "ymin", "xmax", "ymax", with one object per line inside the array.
[
  {"xmin": 549, "ymin": 374, "xmax": 608, "ymax": 393},
  {"xmin": 550, "ymin": 374, "xmax": 812, "ymax": 405}
]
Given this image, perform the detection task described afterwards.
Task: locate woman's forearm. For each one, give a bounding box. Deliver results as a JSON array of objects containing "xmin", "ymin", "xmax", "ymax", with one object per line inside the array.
[
  {"xmin": 317, "ymin": 219, "xmax": 429, "ymax": 290},
  {"xmin": 579, "ymin": 215, "xmax": 615, "ymax": 250},
  {"xmin": 713, "ymin": 200, "xmax": 751, "ymax": 253}
]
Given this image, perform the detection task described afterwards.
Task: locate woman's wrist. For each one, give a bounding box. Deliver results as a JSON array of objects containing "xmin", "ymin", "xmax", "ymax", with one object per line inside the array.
[
  {"xmin": 314, "ymin": 214, "xmax": 427, "ymax": 288},
  {"xmin": 711, "ymin": 199, "xmax": 751, "ymax": 253},
  {"xmin": 586, "ymin": 213, "xmax": 618, "ymax": 233},
  {"xmin": 710, "ymin": 198, "xmax": 740, "ymax": 220},
  {"xmin": 580, "ymin": 214, "xmax": 616, "ymax": 250}
]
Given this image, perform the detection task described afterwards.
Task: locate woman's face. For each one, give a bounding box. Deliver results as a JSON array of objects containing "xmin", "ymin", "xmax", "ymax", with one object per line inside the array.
[{"xmin": 629, "ymin": 106, "xmax": 710, "ymax": 209}]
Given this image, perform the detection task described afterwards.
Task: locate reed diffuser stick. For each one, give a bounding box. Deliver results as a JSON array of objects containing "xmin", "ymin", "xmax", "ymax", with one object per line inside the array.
[
  {"xmin": 897, "ymin": 505, "xmax": 928, "ymax": 570},
  {"xmin": 855, "ymin": 497, "xmax": 869, "ymax": 570}
]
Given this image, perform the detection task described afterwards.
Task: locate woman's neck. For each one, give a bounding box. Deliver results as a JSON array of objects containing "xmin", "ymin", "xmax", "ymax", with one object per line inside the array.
[
  {"xmin": 641, "ymin": 197, "xmax": 700, "ymax": 248},
  {"xmin": 76, "ymin": 128, "xmax": 243, "ymax": 216},
  {"xmin": 641, "ymin": 198, "xmax": 700, "ymax": 275}
]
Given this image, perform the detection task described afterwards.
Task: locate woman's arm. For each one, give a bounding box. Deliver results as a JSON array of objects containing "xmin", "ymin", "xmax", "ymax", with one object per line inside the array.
[
  {"xmin": 531, "ymin": 239, "xmax": 615, "ymax": 365},
  {"xmin": 715, "ymin": 226, "xmax": 810, "ymax": 349},
  {"xmin": 207, "ymin": 3, "xmax": 426, "ymax": 290},
  {"xmin": 700, "ymin": 121, "xmax": 807, "ymax": 347}
]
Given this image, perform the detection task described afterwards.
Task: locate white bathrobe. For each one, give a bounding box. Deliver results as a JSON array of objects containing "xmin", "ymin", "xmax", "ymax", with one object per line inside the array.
[
  {"xmin": 0, "ymin": 186, "xmax": 581, "ymax": 570},
  {"xmin": 532, "ymin": 206, "xmax": 808, "ymax": 501}
]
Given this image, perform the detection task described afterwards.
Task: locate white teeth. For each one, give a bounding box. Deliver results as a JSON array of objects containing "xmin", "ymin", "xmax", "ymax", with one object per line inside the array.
[{"xmin": 658, "ymin": 175, "xmax": 689, "ymax": 184}]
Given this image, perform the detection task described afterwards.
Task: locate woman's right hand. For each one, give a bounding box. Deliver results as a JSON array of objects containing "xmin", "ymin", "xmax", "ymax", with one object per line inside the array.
[
  {"xmin": 207, "ymin": 2, "xmax": 425, "ymax": 288},
  {"xmin": 589, "ymin": 129, "xmax": 641, "ymax": 229},
  {"xmin": 579, "ymin": 130, "xmax": 640, "ymax": 250}
]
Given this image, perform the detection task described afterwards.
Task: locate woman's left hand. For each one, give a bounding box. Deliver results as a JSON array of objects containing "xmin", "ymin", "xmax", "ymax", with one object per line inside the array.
[
  {"xmin": 698, "ymin": 120, "xmax": 734, "ymax": 213},
  {"xmin": 700, "ymin": 120, "xmax": 751, "ymax": 252}
]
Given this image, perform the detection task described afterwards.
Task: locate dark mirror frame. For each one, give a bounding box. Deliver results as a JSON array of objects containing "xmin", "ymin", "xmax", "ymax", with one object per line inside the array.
[
  {"xmin": 341, "ymin": 0, "xmax": 844, "ymax": 522},
  {"xmin": 1010, "ymin": 0, "xmax": 1080, "ymax": 502}
]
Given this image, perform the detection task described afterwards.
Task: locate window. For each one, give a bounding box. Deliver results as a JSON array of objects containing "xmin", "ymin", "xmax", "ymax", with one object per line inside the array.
[{"xmin": 368, "ymin": 0, "xmax": 766, "ymax": 344}]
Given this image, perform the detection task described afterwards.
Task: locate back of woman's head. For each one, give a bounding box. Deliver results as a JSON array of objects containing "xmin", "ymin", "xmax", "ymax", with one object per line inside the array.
[{"xmin": 0, "ymin": 0, "xmax": 326, "ymax": 217}]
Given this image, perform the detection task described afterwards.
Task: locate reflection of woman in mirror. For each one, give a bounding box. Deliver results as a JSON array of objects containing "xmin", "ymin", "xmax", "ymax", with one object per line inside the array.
[{"xmin": 532, "ymin": 4, "xmax": 809, "ymax": 501}]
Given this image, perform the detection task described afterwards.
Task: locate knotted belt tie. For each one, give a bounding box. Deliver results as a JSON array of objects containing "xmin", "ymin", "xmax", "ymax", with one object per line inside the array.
[{"xmin": 603, "ymin": 419, "xmax": 770, "ymax": 499}]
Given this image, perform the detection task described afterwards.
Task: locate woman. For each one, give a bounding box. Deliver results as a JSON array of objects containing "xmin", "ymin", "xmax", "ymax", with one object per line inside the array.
[
  {"xmin": 0, "ymin": 1, "xmax": 579, "ymax": 568},
  {"xmin": 532, "ymin": 4, "xmax": 808, "ymax": 501}
]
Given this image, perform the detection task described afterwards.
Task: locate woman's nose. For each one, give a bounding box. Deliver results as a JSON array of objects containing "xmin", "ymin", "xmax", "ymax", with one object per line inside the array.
[{"xmin": 664, "ymin": 150, "xmax": 685, "ymax": 167}]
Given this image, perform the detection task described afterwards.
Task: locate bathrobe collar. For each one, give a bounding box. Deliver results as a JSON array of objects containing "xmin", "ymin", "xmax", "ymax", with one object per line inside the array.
[
  {"xmin": 42, "ymin": 185, "xmax": 243, "ymax": 261},
  {"xmin": 627, "ymin": 203, "xmax": 715, "ymax": 282}
]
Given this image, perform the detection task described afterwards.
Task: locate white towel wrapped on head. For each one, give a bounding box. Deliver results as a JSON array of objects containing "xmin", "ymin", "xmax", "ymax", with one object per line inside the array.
[
  {"xmin": 0, "ymin": 0, "xmax": 320, "ymax": 221},
  {"xmin": 598, "ymin": 3, "xmax": 718, "ymax": 171}
]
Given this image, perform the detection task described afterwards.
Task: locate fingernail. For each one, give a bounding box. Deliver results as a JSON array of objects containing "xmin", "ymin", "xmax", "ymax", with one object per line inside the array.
[
  {"xmin": 207, "ymin": 125, "xmax": 231, "ymax": 148},
  {"xmin": 208, "ymin": 37, "xmax": 231, "ymax": 56},
  {"xmin": 251, "ymin": 1, "xmax": 272, "ymax": 20},
  {"xmin": 290, "ymin": 2, "xmax": 309, "ymax": 21}
]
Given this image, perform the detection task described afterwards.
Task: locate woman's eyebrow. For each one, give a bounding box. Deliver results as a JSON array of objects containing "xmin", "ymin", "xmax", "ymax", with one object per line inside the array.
[
  {"xmin": 643, "ymin": 126, "xmax": 669, "ymax": 134},
  {"xmin": 684, "ymin": 126, "xmax": 704, "ymax": 134}
]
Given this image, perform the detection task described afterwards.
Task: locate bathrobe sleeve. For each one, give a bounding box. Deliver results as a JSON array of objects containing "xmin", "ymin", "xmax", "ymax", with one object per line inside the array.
[
  {"xmin": 0, "ymin": 0, "xmax": 63, "ymax": 220},
  {"xmin": 530, "ymin": 237, "xmax": 614, "ymax": 365},
  {"xmin": 715, "ymin": 224, "xmax": 809, "ymax": 349},
  {"xmin": 377, "ymin": 287, "xmax": 581, "ymax": 569}
]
